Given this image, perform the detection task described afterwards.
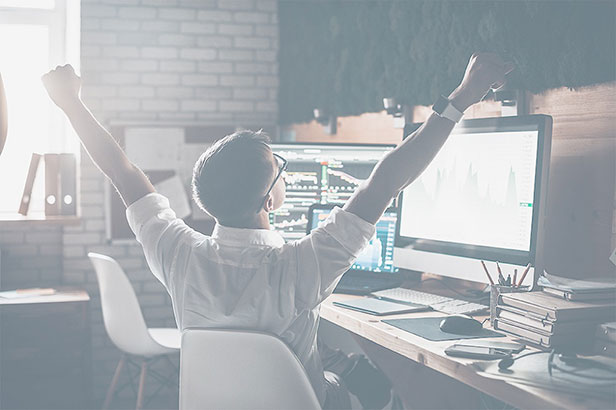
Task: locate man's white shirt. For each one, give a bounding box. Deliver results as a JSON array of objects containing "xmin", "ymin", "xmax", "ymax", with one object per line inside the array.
[{"xmin": 126, "ymin": 193, "xmax": 375, "ymax": 403}]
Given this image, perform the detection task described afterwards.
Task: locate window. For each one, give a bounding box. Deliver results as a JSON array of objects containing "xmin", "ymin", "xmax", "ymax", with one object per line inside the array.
[{"xmin": 0, "ymin": 0, "xmax": 80, "ymax": 216}]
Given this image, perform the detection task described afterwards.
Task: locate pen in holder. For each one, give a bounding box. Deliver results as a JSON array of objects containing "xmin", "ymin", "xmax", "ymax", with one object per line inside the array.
[{"xmin": 489, "ymin": 284, "xmax": 530, "ymax": 326}]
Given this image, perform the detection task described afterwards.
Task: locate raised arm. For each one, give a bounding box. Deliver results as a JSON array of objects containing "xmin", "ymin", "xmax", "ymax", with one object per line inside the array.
[
  {"xmin": 42, "ymin": 65, "xmax": 154, "ymax": 206},
  {"xmin": 344, "ymin": 53, "xmax": 514, "ymax": 224},
  {"xmin": 0, "ymin": 73, "xmax": 7, "ymax": 157}
]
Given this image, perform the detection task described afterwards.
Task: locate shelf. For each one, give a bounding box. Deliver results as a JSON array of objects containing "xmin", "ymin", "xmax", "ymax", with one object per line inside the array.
[{"xmin": 0, "ymin": 213, "xmax": 81, "ymax": 225}]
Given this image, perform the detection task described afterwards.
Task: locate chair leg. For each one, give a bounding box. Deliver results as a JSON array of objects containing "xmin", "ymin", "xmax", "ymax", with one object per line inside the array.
[
  {"xmin": 103, "ymin": 355, "xmax": 126, "ymax": 410},
  {"xmin": 136, "ymin": 359, "xmax": 148, "ymax": 410}
]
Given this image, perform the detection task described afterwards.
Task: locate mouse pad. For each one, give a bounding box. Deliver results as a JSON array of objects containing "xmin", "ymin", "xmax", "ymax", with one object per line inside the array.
[{"xmin": 382, "ymin": 317, "xmax": 505, "ymax": 341}]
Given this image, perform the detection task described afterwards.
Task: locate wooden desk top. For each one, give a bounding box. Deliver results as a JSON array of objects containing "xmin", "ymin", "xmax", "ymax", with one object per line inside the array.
[
  {"xmin": 0, "ymin": 289, "xmax": 89, "ymax": 306},
  {"xmin": 321, "ymin": 293, "xmax": 612, "ymax": 410}
]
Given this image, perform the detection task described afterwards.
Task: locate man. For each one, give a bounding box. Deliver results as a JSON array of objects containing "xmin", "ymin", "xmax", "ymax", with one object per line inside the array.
[{"xmin": 42, "ymin": 53, "xmax": 512, "ymax": 409}]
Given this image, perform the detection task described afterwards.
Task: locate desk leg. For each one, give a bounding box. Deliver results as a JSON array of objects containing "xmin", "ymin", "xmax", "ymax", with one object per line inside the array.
[{"xmin": 353, "ymin": 336, "xmax": 480, "ymax": 410}]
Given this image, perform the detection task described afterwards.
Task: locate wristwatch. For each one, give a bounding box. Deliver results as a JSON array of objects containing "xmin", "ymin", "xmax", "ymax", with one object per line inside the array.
[{"xmin": 432, "ymin": 95, "xmax": 464, "ymax": 123}]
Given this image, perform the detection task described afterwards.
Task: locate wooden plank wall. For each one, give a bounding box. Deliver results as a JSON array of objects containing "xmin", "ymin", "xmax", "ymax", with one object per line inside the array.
[{"xmin": 287, "ymin": 82, "xmax": 616, "ymax": 278}]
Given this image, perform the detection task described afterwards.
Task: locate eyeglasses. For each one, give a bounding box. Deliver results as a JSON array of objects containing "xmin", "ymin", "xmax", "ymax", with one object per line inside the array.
[{"xmin": 257, "ymin": 153, "xmax": 287, "ymax": 213}]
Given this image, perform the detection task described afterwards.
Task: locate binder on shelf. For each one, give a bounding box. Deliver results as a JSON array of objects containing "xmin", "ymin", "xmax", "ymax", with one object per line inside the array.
[
  {"xmin": 18, "ymin": 153, "xmax": 42, "ymax": 216},
  {"xmin": 59, "ymin": 153, "xmax": 77, "ymax": 216},
  {"xmin": 499, "ymin": 292, "xmax": 616, "ymax": 322},
  {"xmin": 44, "ymin": 153, "xmax": 61, "ymax": 216}
]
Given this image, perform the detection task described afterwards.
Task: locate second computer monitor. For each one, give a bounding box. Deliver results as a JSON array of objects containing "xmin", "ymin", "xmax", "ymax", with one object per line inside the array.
[
  {"xmin": 308, "ymin": 204, "xmax": 399, "ymax": 274},
  {"xmin": 270, "ymin": 143, "xmax": 395, "ymax": 240},
  {"xmin": 395, "ymin": 115, "xmax": 553, "ymax": 286}
]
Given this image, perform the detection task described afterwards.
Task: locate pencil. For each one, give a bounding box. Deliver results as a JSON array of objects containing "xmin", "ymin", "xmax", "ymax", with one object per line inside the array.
[
  {"xmin": 517, "ymin": 263, "xmax": 532, "ymax": 286},
  {"xmin": 513, "ymin": 269, "xmax": 518, "ymax": 288},
  {"xmin": 496, "ymin": 261, "xmax": 505, "ymax": 285},
  {"xmin": 480, "ymin": 260, "xmax": 495, "ymax": 285}
]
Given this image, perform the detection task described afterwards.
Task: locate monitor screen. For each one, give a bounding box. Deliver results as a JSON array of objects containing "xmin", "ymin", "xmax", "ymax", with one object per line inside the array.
[
  {"xmin": 270, "ymin": 143, "xmax": 395, "ymax": 240},
  {"xmin": 401, "ymin": 125, "xmax": 538, "ymax": 252},
  {"xmin": 395, "ymin": 115, "xmax": 552, "ymax": 284},
  {"xmin": 309, "ymin": 206, "xmax": 399, "ymax": 273}
]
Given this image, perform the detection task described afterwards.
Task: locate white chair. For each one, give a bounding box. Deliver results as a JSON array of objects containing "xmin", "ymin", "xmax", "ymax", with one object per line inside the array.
[
  {"xmin": 180, "ymin": 329, "xmax": 322, "ymax": 410},
  {"xmin": 88, "ymin": 252, "xmax": 181, "ymax": 410}
]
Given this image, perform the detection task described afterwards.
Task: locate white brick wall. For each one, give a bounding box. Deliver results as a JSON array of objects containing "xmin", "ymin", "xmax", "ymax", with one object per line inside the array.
[{"xmin": 0, "ymin": 0, "xmax": 279, "ymax": 405}]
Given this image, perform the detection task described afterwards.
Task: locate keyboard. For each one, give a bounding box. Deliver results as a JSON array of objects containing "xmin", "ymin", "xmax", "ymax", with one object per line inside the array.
[
  {"xmin": 371, "ymin": 288, "xmax": 488, "ymax": 315},
  {"xmin": 334, "ymin": 275, "xmax": 403, "ymax": 295}
]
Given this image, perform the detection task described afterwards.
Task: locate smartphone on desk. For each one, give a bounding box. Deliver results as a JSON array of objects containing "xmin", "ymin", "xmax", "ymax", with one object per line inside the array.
[{"xmin": 445, "ymin": 344, "xmax": 512, "ymax": 360}]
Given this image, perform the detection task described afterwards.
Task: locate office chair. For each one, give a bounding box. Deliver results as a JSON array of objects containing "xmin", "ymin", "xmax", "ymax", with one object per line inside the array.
[
  {"xmin": 88, "ymin": 252, "xmax": 181, "ymax": 410},
  {"xmin": 180, "ymin": 329, "xmax": 322, "ymax": 410}
]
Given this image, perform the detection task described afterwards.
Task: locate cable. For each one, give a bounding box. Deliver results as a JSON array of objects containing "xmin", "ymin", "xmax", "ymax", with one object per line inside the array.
[
  {"xmin": 499, "ymin": 350, "xmax": 616, "ymax": 380},
  {"xmin": 548, "ymin": 351, "xmax": 616, "ymax": 380},
  {"xmin": 498, "ymin": 350, "xmax": 543, "ymax": 370}
]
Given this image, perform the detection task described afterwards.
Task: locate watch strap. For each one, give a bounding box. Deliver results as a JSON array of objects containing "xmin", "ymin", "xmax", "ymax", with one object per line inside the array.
[{"xmin": 433, "ymin": 95, "xmax": 464, "ymax": 123}]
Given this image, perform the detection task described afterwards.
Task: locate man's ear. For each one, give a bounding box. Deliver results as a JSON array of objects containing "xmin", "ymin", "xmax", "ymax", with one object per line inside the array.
[{"xmin": 264, "ymin": 195, "xmax": 274, "ymax": 213}]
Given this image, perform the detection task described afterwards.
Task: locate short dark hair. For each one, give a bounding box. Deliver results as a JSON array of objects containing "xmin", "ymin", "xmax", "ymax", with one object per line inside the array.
[{"xmin": 192, "ymin": 129, "xmax": 274, "ymax": 225}]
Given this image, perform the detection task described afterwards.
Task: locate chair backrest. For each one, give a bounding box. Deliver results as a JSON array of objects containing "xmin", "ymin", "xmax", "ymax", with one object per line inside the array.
[
  {"xmin": 180, "ymin": 329, "xmax": 322, "ymax": 410},
  {"xmin": 88, "ymin": 252, "xmax": 162, "ymax": 357}
]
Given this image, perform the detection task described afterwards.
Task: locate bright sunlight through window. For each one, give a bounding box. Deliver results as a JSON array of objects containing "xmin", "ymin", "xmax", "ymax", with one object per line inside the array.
[{"xmin": 0, "ymin": 0, "xmax": 80, "ymax": 216}]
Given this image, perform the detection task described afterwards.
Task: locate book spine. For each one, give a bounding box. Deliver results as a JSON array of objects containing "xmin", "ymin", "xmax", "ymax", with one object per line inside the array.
[
  {"xmin": 59, "ymin": 153, "xmax": 77, "ymax": 216},
  {"xmin": 18, "ymin": 153, "xmax": 41, "ymax": 215},
  {"xmin": 44, "ymin": 154, "xmax": 61, "ymax": 216},
  {"xmin": 596, "ymin": 323, "xmax": 616, "ymax": 343},
  {"xmin": 593, "ymin": 340, "xmax": 616, "ymax": 357},
  {"xmin": 496, "ymin": 318, "xmax": 594, "ymax": 350},
  {"xmin": 496, "ymin": 308, "xmax": 554, "ymax": 333},
  {"xmin": 499, "ymin": 295, "xmax": 557, "ymax": 321},
  {"xmin": 494, "ymin": 319, "xmax": 551, "ymax": 348}
]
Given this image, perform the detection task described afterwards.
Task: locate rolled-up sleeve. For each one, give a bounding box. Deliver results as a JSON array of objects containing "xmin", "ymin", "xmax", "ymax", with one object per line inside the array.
[
  {"xmin": 293, "ymin": 207, "xmax": 375, "ymax": 308},
  {"xmin": 126, "ymin": 193, "xmax": 203, "ymax": 291}
]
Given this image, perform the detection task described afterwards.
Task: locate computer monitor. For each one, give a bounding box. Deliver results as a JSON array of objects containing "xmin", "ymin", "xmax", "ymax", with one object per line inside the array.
[
  {"xmin": 395, "ymin": 115, "xmax": 553, "ymax": 286},
  {"xmin": 307, "ymin": 204, "xmax": 399, "ymax": 274},
  {"xmin": 270, "ymin": 143, "xmax": 395, "ymax": 240}
]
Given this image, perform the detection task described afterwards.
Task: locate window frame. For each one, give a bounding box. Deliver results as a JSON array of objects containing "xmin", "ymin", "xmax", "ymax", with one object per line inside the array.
[{"xmin": 0, "ymin": 0, "xmax": 81, "ymax": 220}]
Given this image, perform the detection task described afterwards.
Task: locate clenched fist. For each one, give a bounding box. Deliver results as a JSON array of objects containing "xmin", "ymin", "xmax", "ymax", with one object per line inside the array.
[
  {"xmin": 451, "ymin": 53, "xmax": 515, "ymax": 111},
  {"xmin": 42, "ymin": 64, "xmax": 82, "ymax": 111}
]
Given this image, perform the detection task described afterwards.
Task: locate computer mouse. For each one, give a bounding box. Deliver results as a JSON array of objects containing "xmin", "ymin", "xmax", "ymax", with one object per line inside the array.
[{"xmin": 439, "ymin": 315, "xmax": 483, "ymax": 335}]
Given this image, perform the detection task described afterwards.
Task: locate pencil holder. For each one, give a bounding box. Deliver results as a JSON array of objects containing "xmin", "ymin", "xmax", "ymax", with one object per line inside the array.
[{"xmin": 489, "ymin": 284, "xmax": 530, "ymax": 326}]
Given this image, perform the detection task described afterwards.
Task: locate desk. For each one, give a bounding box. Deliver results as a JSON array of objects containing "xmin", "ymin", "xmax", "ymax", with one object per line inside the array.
[
  {"xmin": 0, "ymin": 290, "xmax": 91, "ymax": 409},
  {"xmin": 322, "ymin": 293, "xmax": 613, "ymax": 409}
]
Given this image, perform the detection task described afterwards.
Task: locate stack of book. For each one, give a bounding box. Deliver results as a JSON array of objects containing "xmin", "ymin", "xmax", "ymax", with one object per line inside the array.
[
  {"xmin": 494, "ymin": 274, "xmax": 616, "ymax": 350},
  {"xmin": 594, "ymin": 322, "xmax": 616, "ymax": 357}
]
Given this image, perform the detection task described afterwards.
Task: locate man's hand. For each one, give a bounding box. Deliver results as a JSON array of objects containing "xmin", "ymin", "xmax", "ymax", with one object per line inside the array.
[
  {"xmin": 40, "ymin": 64, "xmax": 154, "ymax": 206},
  {"xmin": 41, "ymin": 64, "xmax": 82, "ymax": 112},
  {"xmin": 345, "ymin": 52, "xmax": 514, "ymax": 224},
  {"xmin": 449, "ymin": 53, "xmax": 515, "ymax": 112}
]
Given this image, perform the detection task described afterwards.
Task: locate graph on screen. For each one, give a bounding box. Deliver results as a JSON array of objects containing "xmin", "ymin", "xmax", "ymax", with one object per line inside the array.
[
  {"xmin": 400, "ymin": 129, "xmax": 538, "ymax": 251},
  {"xmin": 270, "ymin": 144, "xmax": 394, "ymax": 240},
  {"xmin": 311, "ymin": 208, "xmax": 398, "ymax": 273},
  {"xmin": 351, "ymin": 212, "xmax": 398, "ymax": 272}
]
